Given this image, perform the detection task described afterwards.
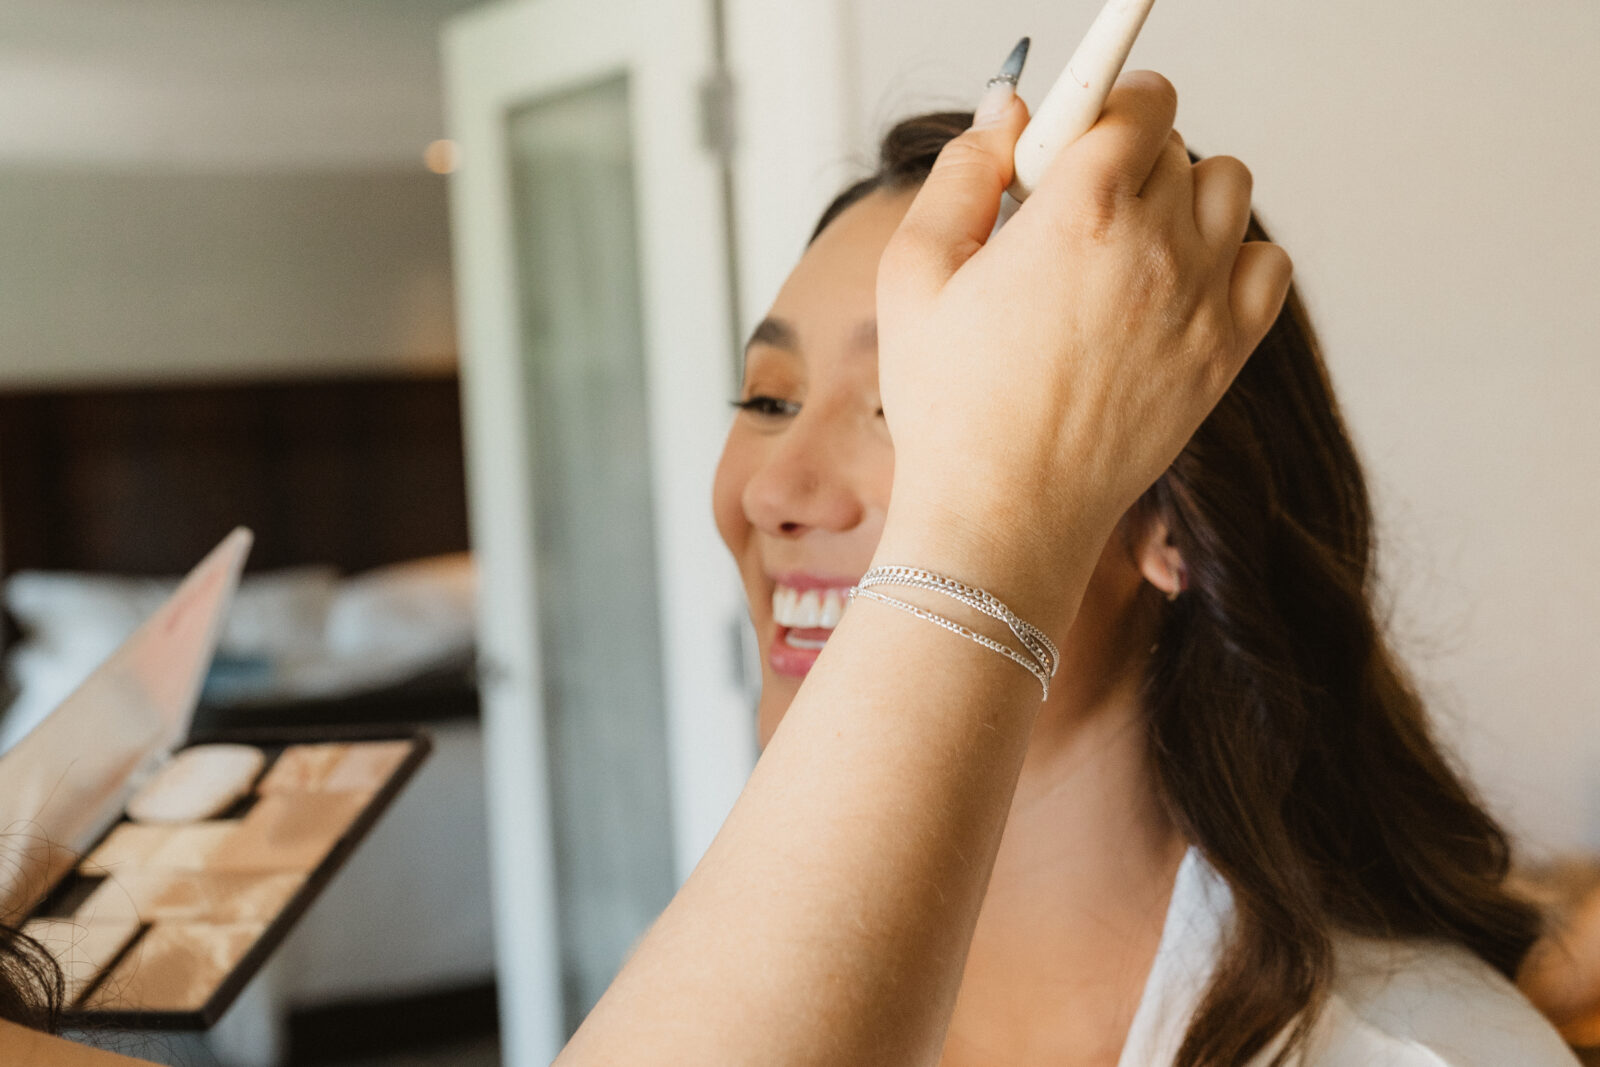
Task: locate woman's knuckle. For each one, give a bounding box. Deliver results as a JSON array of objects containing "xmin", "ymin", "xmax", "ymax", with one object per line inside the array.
[
  {"xmin": 1162, "ymin": 82, "xmax": 1179, "ymax": 112},
  {"xmin": 1212, "ymin": 154, "xmax": 1253, "ymax": 194},
  {"xmin": 880, "ymin": 230, "xmax": 923, "ymax": 274},
  {"xmin": 1122, "ymin": 70, "xmax": 1178, "ymax": 114},
  {"xmin": 1148, "ymin": 72, "xmax": 1178, "ymax": 109},
  {"xmin": 936, "ymin": 136, "xmax": 992, "ymax": 173}
]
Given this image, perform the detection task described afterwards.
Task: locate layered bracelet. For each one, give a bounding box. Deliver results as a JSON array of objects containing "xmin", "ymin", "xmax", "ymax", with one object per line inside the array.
[{"xmin": 847, "ymin": 565, "xmax": 1060, "ymax": 700}]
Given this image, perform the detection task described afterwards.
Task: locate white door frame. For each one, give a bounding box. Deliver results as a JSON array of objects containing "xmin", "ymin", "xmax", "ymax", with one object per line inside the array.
[
  {"xmin": 446, "ymin": 0, "xmax": 752, "ymax": 1059},
  {"xmin": 444, "ymin": 0, "xmax": 847, "ymax": 1060}
]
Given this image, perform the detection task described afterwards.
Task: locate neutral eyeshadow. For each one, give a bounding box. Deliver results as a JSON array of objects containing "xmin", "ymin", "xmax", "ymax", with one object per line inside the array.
[
  {"xmin": 23, "ymin": 915, "xmax": 143, "ymax": 1005},
  {"xmin": 80, "ymin": 869, "xmax": 303, "ymax": 925},
  {"xmin": 86, "ymin": 921, "xmax": 266, "ymax": 1013},
  {"xmin": 4, "ymin": 836, "xmax": 81, "ymax": 920},
  {"xmin": 143, "ymin": 822, "xmax": 243, "ymax": 871},
  {"xmin": 68, "ymin": 876, "xmax": 142, "ymax": 929},
  {"xmin": 257, "ymin": 744, "xmax": 349, "ymax": 793},
  {"xmin": 207, "ymin": 792, "xmax": 367, "ymax": 873},
  {"xmin": 82, "ymin": 824, "xmax": 178, "ymax": 874},
  {"xmin": 321, "ymin": 741, "xmax": 412, "ymax": 793}
]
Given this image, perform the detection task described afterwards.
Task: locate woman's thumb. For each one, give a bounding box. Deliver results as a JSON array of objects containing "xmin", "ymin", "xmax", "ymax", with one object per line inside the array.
[{"xmin": 880, "ymin": 90, "xmax": 1029, "ymax": 304}]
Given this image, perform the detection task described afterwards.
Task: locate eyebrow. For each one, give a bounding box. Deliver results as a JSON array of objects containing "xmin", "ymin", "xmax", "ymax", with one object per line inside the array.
[
  {"xmin": 743, "ymin": 316, "xmax": 878, "ymax": 356},
  {"xmin": 745, "ymin": 317, "xmax": 797, "ymax": 353}
]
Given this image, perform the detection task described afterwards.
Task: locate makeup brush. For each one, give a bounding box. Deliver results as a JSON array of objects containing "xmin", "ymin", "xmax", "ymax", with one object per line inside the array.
[
  {"xmin": 991, "ymin": 0, "xmax": 1159, "ymax": 230},
  {"xmin": 1013, "ymin": 0, "xmax": 1159, "ymax": 200}
]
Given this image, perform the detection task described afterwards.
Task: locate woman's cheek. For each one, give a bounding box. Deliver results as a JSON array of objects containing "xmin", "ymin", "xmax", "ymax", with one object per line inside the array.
[{"xmin": 712, "ymin": 430, "xmax": 751, "ymax": 555}]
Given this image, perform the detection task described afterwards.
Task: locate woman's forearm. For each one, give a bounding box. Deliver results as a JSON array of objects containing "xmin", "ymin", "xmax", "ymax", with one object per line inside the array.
[{"xmin": 557, "ymin": 553, "xmax": 1095, "ymax": 1066}]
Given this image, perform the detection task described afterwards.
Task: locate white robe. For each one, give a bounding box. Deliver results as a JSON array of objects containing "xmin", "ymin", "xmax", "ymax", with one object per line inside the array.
[{"xmin": 1117, "ymin": 850, "xmax": 1580, "ymax": 1066}]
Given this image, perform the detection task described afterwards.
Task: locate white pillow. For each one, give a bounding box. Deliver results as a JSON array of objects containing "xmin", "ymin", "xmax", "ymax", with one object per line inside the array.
[
  {"xmin": 0, "ymin": 566, "xmax": 340, "ymax": 748},
  {"xmin": 3, "ymin": 565, "xmax": 340, "ymax": 661},
  {"xmin": 3, "ymin": 570, "xmax": 166, "ymax": 661},
  {"xmin": 0, "ymin": 557, "xmax": 477, "ymax": 738},
  {"xmin": 323, "ymin": 553, "xmax": 476, "ymax": 663}
]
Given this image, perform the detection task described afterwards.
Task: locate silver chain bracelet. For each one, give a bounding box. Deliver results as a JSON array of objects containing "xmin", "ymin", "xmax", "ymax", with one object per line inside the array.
[
  {"xmin": 848, "ymin": 566, "xmax": 1059, "ymax": 700},
  {"xmin": 856, "ymin": 566, "xmax": 1060, "ymax": 677}
]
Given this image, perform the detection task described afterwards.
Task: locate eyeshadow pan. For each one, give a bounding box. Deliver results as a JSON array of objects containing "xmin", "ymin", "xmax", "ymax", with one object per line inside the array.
[
  {"xmin": 82, "ymin": 824, "xmax": 178, "ymax": 874},
  {"xmin": 24, "ymin": 915, "xmax": 143, "ymax": 1005},
  {"xmin": 81, "ymin": 870, "xmax": 304, "ymax": 925},
  {"xmin": 2, "ymin": 836, "xmax": 80, "ymax": 920},
  {"xmin": 86, "ymin": 921, "xmax": 265, "ymax": 1014},
  {"xmin": 144, "ymin": 822, "xmax": 242, "ymax": 871},
  {"xmin": 127, "ymin": 744, "xmax": 265, "ymax": 824},
  {"xmin": 207, "ymin": 793, "xmax": 367, "ymax": 873},
  {"xmin": 322, "ymin": 741, "xmax": 413, "ymax": 794},
  {"xmin": 257, "ymin": 744, "xmax": 348, "ymax": 793},
  {"xmin": 69, "ymin": 876, "xmax": 142, "ymax": 930}
]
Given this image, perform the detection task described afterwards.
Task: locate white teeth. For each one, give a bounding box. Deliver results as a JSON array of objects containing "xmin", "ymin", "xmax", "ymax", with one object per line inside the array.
[
  {"xmin": 819, "ymin": 589, "xmax": 843, "ymax": 628},
  {"xmin": 783, "ymin": 632, "xmax": 829, "ymax": 650},
  {"xmin": 797, "ymin": 590, "xmax": 821, "ymax": 627},
  {"xmin": 771, "ymin": 583, "xmax": 853, "ymax": 629}
]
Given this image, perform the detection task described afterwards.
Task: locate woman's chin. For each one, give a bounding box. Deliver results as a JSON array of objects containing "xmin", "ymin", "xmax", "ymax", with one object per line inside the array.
[{"xmin": 755, "ymin": 680, "xmax": 800, "ymax": 749}]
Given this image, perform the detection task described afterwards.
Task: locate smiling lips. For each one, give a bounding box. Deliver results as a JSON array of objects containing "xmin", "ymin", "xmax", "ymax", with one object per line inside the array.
[{"xmin": 768, "ymin": 581, "xmax": 854, "ymax": 675}]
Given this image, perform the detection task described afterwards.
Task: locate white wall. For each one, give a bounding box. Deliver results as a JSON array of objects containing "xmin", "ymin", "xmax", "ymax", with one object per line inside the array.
[
  {"xmin": 0, "ymin": 0, "xmax": 477, "ymax": 171},
  {"xmin": 0, "ymin": 2, "xmax": 471, "ymax": 387},
  {"xmin": 0, "ymin": 167, "xmax": 457, "ymax": 386},
  {"xmin": 734, "ymin": 0, "xmax": 1600, "ymax": 854}
]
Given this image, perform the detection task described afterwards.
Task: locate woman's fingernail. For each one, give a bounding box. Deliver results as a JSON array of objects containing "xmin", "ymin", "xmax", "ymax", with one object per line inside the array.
[
  {"xmin": 974, "ymin": 36, "xmax": 1029, "ymax": 127},
  {"xmin": 973, "ymin": 82, "xmax": 1014, "ymax": 127}
]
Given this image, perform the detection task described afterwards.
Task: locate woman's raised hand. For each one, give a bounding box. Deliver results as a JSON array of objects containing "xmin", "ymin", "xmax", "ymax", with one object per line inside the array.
[{"xmin": 874, "ymin": 71, "xmax": 1292, "ymax": 632}]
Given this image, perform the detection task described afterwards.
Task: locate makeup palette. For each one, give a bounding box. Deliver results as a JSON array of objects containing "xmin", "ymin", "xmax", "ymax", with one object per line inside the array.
[
  {"xmin": 0, "ymin": 530, "xmax": 433, "ymax": 1028},
  {"xmin": 26, "ymin": 732, "xmax": 428, "ymax": 1026}
]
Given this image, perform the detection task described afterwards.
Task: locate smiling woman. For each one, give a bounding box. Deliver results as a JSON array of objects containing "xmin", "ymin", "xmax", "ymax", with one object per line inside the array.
[{"xmin": 693, "ymin": 103, "xmax": 1574, "ymax": 1067}]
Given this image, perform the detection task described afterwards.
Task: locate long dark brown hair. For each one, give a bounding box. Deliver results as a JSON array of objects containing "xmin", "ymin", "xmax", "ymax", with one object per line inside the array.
[
  {"xmin": 815, "ymin": 111, "xmax": 1542, "ymax": 1066},
  {"xmin": 0, "ymin": 920, "xmax": 63, "ymax": 1032}
]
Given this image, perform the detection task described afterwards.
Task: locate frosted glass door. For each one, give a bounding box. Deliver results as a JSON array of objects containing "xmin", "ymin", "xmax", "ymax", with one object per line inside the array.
[{"xmin": 505, "ymin": 75, "xmax": 675, "ymax": 1032}]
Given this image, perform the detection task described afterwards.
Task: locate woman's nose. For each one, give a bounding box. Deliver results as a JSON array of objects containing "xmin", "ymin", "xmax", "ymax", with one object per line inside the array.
[{"xmin": 742, "ymin": 411, "xmax": 867, "ymax": 538}]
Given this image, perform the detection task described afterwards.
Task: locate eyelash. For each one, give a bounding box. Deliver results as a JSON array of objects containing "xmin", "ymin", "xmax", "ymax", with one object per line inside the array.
[
  {"xmin": 731, "ymin": 396, "xmax": 801, "ymax": 418},
  {"xmin": 729, "ymin": 397, "xmax": 887, "ymax": 419}
]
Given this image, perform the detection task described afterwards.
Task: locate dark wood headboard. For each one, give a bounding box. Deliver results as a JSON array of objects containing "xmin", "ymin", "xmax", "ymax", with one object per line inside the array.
[{"xmin": 0, "ymin": 373, "xmax": 470, "ymax": 579}]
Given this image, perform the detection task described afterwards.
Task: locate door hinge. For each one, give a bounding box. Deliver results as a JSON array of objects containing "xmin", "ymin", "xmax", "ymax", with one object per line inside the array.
[{"xmin": 698, "ymin": 70, "xmax": 736, "ymax": 157}]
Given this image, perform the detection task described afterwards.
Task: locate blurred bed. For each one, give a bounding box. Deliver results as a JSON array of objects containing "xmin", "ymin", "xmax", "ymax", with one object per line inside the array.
[
  {"xmin": 0, "ymin": 372, "xmax": 496, "ymax": 1064},
  {"xmin": 0, "ymin": 374, "xmax": 476, "ymax": 725}
]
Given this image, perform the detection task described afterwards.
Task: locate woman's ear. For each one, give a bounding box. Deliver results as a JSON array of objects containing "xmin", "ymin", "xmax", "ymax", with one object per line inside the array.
[{"xmin": 1129, "ymin": 505, "xmax": 1187, "ymax": 601}]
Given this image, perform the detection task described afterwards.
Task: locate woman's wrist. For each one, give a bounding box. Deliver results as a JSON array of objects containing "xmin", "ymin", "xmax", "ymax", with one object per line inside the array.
[{"xmin": 873, "ymin": 489, "xmax": 1105, "ymax": 644}]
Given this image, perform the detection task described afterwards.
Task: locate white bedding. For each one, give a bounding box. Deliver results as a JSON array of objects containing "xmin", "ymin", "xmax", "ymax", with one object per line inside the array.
[{"xmin": 0, "ymin": 553, "xmax": 476, "ymax": 753}]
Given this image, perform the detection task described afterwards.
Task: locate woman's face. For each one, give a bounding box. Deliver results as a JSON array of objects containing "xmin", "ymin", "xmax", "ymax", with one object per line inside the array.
[{"xmin": 713, "ymin": 189, "xmax": 1160, "ymax": 746}]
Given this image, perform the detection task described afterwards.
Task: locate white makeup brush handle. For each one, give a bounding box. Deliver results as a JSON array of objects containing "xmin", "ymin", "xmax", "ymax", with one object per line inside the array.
[{"xmin": 1009, "ymin": 0, "xmax": 1158, "ymax": 201}]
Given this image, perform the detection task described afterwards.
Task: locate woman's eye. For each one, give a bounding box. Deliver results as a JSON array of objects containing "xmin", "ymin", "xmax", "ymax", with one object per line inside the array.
[{"xmin": 731, "ymin": 396, "xmax": 800, "ymax": 418}]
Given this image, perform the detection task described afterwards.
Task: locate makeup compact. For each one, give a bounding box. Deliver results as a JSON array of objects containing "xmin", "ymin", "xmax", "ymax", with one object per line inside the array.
[{"xmin": 0, "ymin": 530, "xmax": 432, "ymax": 1028}]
